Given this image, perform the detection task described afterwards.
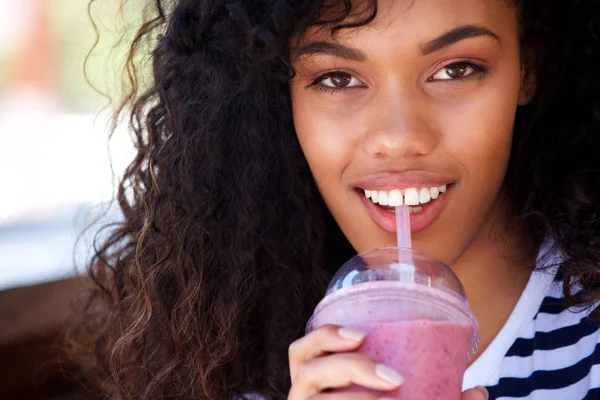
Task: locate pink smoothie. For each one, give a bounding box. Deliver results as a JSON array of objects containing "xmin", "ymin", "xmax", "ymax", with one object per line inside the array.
[
  {"xmin": 308, "ymin": 281, "xmax": 477, "ymax": 400},
  {"xmin": 346, "ymin": 319, "xmax": 474, "ymax": 399}
]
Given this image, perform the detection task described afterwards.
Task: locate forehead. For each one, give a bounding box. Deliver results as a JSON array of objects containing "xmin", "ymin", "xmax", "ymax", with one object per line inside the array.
[{"xmin": 294, "ymin": 0, "xmax": 517, "ymax": 48}]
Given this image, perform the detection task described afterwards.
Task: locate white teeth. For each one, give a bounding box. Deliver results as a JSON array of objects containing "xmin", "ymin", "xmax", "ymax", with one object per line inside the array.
[
  {"xmin": 363, "ymin": 184, "xmax": 450, "ymax": 206},
  {"xmin": 419, "ymin": 187, "xmax": 431, "ymax": 204},
  {"xmin": 404, "ymin": 188, "xmax": 420, "ymax": 206},
  {"xmin": 371, "ymin": 191, "xmax": 379, "ymax": 203},
  {"xmin": 378, "ymin": 191, "xmax": 389, "ymax": 206},
  {"xmin": 409, "ymin": 206, "xmax": 424, "ymax": 214},
  {"xmin": 388, "ymin": 190, "xmax": 403, "ymax": 207}
]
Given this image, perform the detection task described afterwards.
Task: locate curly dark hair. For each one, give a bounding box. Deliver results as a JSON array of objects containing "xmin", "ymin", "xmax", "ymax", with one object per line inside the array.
[{"xmin": 65, "ymin": 0, "xmax": 600, "ymax": 399}]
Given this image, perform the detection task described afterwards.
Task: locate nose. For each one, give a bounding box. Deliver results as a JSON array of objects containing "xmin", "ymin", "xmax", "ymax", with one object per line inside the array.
[{"xmin": 361, "ymin": 90, "xmax": 437, "ymax": 159}]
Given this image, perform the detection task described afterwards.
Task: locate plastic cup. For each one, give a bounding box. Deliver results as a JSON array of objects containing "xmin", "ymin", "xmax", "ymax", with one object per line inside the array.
[{"xmin": 307, "ymin": 247, "xmax": 479, "ymax": 400}]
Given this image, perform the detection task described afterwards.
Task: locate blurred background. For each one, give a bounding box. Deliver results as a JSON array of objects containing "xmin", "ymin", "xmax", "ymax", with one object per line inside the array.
[{"xmin": 0, "ymin": 0, "xmax": 139, "ymax": 398}]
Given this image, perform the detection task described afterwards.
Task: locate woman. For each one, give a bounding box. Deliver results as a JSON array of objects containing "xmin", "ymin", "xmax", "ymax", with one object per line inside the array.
[{"xmin": 66, "ymin": 0, "xmax": 600, "ymax": 399}]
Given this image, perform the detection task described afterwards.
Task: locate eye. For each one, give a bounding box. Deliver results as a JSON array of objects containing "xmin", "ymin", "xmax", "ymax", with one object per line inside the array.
[
  {"xmin": 429, "ymin": 62, "xmax": 484, "ymax": 81},
  {"xmin": 307, "ymin": 71, "xmax": 364, "ymax": 92},
  {"xmin": 320, "ymin": 72, "xmax": 362, "ymax": 88}
]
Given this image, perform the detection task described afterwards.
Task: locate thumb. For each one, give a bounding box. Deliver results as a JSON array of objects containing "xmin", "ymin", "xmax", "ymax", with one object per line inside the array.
[{"xmin": 462, "ymin": 386, "xmax": 489, "ymax": 400}]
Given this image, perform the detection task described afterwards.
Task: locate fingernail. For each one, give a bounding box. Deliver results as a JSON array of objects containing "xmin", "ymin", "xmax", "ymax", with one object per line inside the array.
[
  {"xmin": 475, "ymin": 386, "xmax": 489, "ymax": 400},
  {"xmin": 375, "ymin": 364, "xmax": 404, "ymax": 386},
  {"xmin": 338, "ymin": 327, "xmax": 366, "ymax": 341}
]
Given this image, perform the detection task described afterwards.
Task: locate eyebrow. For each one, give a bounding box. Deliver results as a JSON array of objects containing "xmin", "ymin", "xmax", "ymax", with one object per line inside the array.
[
  {"xmin": 292, "ymin": 24, "xmax": 500, "ymax": 61},
  {"xmin": 293, "ymin": 41, "xmax": 367, "ymax": 62},
  {"xmin": 420, "ymin": 25, "xmax": 500, "ymax": 55}
]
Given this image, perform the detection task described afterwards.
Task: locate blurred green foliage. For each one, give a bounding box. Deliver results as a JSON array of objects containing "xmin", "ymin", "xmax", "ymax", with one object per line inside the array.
[{"xmin": 1, "ymin": 0, "xmax": 147, "ymax": 113}]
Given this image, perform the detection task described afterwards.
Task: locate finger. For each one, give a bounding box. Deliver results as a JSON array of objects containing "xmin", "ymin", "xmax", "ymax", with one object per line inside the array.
[
  {"xmin": 307, "ymin": 392, "xmax": 380, "ymax": 400},
  {"xmin": 288, "ymin": 353, "xmax": 404, "ymax": 400},
  {"xmin": 289, "ymin": 324, "xmax": 366, "ymax": 381},
  {"xmin": 462, "ymin": 386, "xmax": 489, "ymax": 400}
]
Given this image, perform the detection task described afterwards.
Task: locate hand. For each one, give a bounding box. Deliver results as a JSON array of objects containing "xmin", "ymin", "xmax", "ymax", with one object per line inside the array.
[{"xmin": 287, "ymin": 324, "xmax": 489, "ymax": 400}]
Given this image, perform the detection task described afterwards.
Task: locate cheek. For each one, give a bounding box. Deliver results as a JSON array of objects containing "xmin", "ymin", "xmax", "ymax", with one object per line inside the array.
[
  {"xmin": 442, "ymin": 68, "xmax": 520, "ymax": 181},
  {"xmin": 291, "ymin": 97, "xmax": 357, "ymax": 184},
  {"xmin": 413, "ymin": 79, "xmax": 521, "ymax": 263},
  {"xmin": 291, "ymin": 92, "xmax": 367, "ymax": 246},
  {"xmin": 443, "ymin": 78, "xmax": 520, "ymax": 185}
]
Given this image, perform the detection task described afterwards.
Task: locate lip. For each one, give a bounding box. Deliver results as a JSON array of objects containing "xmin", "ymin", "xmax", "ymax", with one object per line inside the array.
[
  {"xmin": 353, "ymin": 171, "xmax": 455, "ymax": 191},
  {"xmin": 354, "ymin": 172, "xmax": 455, "ymax": 234}
]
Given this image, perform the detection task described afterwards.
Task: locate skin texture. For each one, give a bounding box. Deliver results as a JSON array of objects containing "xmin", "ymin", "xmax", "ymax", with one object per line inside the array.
[
  {"xmin": 288, "ymin": 0, "xmax": 534, "ymax": 396},
  {"xmin": 290, "ymin": 0, "xmax": 529, "ymax": 267}
]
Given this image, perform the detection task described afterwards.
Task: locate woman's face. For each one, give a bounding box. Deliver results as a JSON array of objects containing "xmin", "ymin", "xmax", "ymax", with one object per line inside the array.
[{"xmin": 290, "ymin": 0, "xmax": 532, "ymax": 264}]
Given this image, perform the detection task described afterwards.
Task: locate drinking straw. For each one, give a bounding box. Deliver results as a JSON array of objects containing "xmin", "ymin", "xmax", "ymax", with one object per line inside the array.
[
  {"xmin": 395, "ymin": 205, "xmax": 412, "ymax": 249},
  {"xmin": 395, "ymin": 205, "xmax": 414, "ymax": 281}
]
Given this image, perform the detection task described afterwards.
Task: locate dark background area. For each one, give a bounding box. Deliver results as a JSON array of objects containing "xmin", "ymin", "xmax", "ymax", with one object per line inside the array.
[{"xmin": 0, "ymin": 278, "xmax": 86, "ymax": 399}]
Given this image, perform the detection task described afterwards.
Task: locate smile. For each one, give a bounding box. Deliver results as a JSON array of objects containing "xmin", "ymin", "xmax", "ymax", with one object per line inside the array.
[
  {"xmin": 364, "ymin": 185, "xmax": 448, "ymax": 214},
  {"xmin": 357, "ymin": 183, "xmax": 454, "ymax": 234}
]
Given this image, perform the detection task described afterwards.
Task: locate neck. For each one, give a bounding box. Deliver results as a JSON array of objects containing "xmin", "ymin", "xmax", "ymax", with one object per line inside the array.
[{"xmin": 452, "ymin": 197, "xmax": 538, "ymax": 365}]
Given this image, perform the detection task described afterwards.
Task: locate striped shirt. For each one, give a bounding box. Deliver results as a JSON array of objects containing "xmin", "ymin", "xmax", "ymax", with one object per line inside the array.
[{"xmin": 463, "ymin": 246, "xmax": 600, "ymax": 399}]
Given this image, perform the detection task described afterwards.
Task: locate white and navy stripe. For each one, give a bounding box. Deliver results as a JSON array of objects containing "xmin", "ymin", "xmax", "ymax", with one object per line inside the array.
[{"xmin": 465, "ymin": 258, "xmax": 600, "ymax": 400}]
